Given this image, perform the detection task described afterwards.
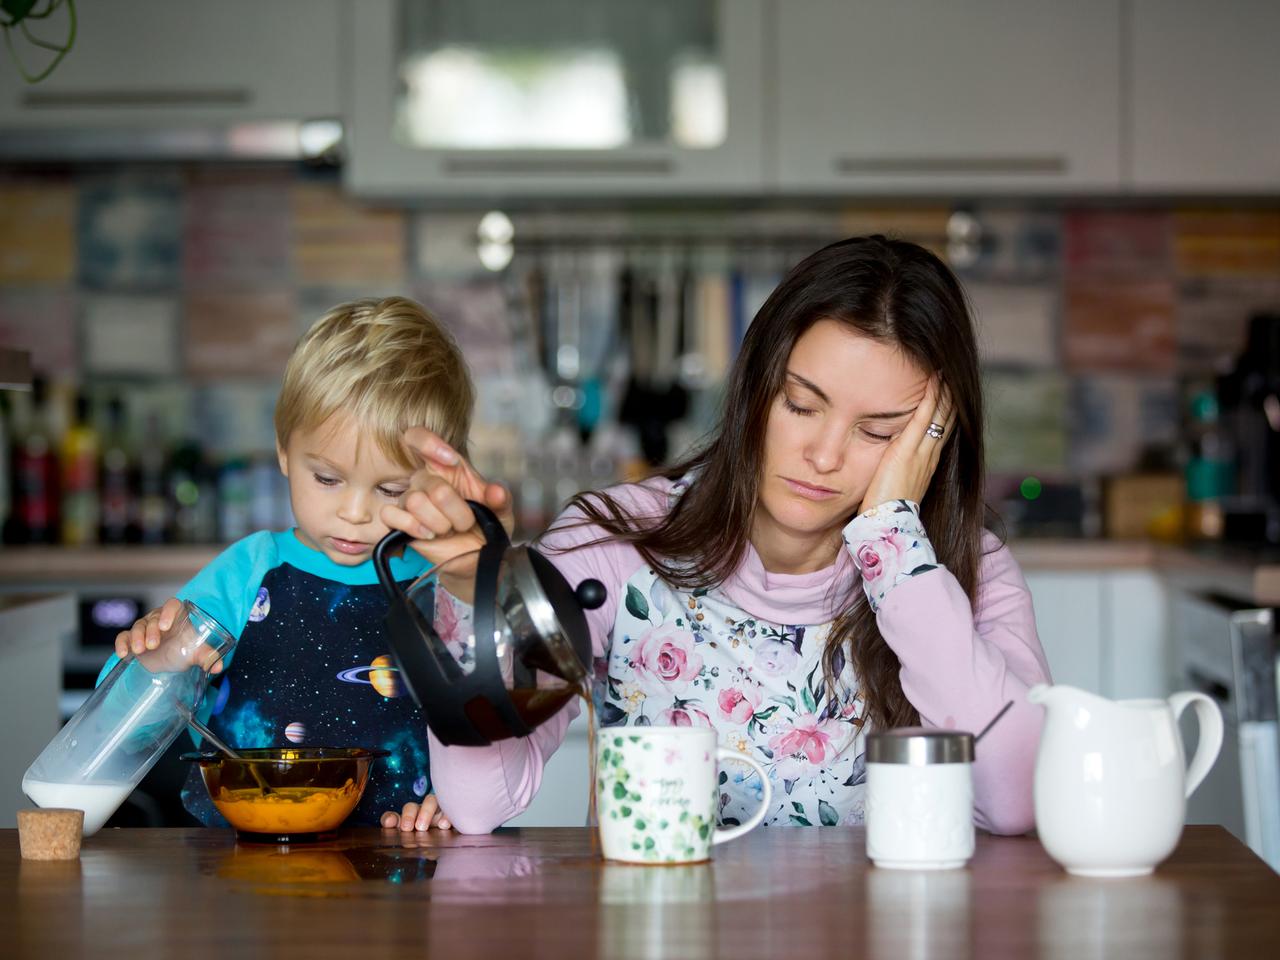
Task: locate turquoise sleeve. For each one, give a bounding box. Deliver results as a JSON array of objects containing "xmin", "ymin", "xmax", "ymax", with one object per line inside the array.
[{"xmin": 93, "ymin": 532, "xmax": 282, "ymax": 744}]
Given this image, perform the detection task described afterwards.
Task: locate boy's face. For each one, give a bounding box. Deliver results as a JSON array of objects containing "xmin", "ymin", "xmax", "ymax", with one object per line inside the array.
[{"xmin": 277, "ymin": 413, "xmax": 412, "ymax": 566}]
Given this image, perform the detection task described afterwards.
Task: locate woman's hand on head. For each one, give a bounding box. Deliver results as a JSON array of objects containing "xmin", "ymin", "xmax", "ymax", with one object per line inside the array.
[
  {"xmin": 380, "ymin": 428, "xmax": 514, "ymax": 586},
  {"xmin": 381, "ymin": 794, "xmax": 452, "ymax": 832},
  {"xmin": 857, "ymin": 377, "xmax": 956, "ymax": 515}
]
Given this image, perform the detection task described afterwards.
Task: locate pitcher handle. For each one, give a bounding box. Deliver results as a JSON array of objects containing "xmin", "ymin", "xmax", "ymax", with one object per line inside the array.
[
  {"xmin": 1167, "ymin": 691, "xmax": 1224, "ymax": 799},
  {"xmin": 712, "ymin": 748, "xmax": 773, "ymax": 845}
]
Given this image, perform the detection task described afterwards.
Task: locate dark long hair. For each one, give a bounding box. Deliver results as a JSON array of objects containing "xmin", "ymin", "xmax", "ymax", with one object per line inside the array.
[{"xmin": 556, "ymin": 236, "xmax": 988, "ymax": 732}]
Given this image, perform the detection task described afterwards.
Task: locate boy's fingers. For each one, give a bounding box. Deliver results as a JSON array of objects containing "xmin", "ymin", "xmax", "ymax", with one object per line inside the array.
[
  {"xmin": 403, "ymin": 427, "xmax": 460, "ymax": 467},
  {"xmin": 380, "ymin": 811, "xmax": 400, "ymax": 829},
  {"xmin": 416, "ymin": 796, "xmax": 439, "ymax": 831},
  {"xmin": 485, "ymin": 482, "xmax": 510, "ymax": 510},
  {"xmin": 380, "ymin": 504, "xmax": 435, "ymax": 541},
  {"xmin": 159, "ymin": 597, "xmax": 183, "ymax": 630},
  {"xmin": 404, "ymin": 489, "xmax": 463, "ymax": 537},
  {"xmin": 115, "ymin": 633, "xmax": 129, "ymax": 659},
  {"xmin": 399, "ymin": 802, "xmax": 420, "ymax": 831},
  {"xmin": 428, "ymin": 482, "xmax": 480, "ymax": 531}
]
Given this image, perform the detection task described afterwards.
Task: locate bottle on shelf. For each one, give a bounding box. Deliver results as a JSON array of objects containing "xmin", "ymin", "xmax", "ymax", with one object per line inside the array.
[
  {"xmin": 217, "ymin": 457, "xmax": 252, "ymax": 543},
  {"xmin": 134, "ymin": 412, "xmax": 170, "ymax": 545},
  {"xmin": 7, "ymin": 375, "xmax": 61, "ymax": 544},
  {"xmin": 98, "ymin": 396, "xmax": 133, "ymax": 546},
  {"xmin": 1183, "ymin": 388, "xmax": 1234, "ymax": 541},
  {"xmin": 168, "ymin": 438, "xmax": 217, "ymax": 543},
  {"xmin": 60, "ymin": 391, "xmax": 101, "ymax": 547}
]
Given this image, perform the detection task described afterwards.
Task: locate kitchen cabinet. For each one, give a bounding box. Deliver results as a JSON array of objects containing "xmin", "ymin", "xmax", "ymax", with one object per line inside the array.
[
  {"xmin": 1024, "ymin": 572, "xmax": 1106, "ymax": 693},
  {"xmin": 505, "ymin": 707, "xmax": 591, "ymax": 828},
  {"xmin": 0, "ymin": 0, "xmax": 341, "ymax": 129},
  {"xmin": 1167, "ymin": 587, "xmax": 1250, "ymax": 842},
  {"xmin": 773, "ymin": 0, "xmax": 1123, "ymax": 194},
  {"xmin": 1130, "ymin": 0, "xmax": 1280, "ymax": 191},
  {"xmin": 0, "ymin": 593, "xmax": 74, "ymax": 827},
  {"xmin": 345, "ymin": 0, "xmax": 767, "ymax": 198},
  {"xmin": 1024, "ymin": 568, "xmax": 1170, "ymax": 698}
]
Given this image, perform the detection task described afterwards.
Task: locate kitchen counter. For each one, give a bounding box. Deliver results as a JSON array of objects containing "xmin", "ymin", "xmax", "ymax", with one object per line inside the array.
[
  {"xmin": 2, "ymin": 537, "xmax": 1279, "ymax": 603},
  {"xmin": 2, "ymin": 826, "xmax": 1277, "ymax": 958}
]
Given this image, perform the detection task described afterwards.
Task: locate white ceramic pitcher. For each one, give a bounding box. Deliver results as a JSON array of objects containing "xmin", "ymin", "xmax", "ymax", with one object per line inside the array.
[{"xmin": 1027, "ymin": 684, "xmax": 1223, "ymax": 877}]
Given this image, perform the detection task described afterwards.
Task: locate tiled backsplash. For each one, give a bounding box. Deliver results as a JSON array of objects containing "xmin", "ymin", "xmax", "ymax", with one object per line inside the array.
[{"xmin": 2, "ymin": 164, "xmax": 1279, "ymax": 539}]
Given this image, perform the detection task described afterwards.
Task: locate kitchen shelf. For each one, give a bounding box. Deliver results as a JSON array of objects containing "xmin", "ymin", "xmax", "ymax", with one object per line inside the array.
[{"xmin": 0, "ymin": 545, "xmax": 221, "ymax": 584}]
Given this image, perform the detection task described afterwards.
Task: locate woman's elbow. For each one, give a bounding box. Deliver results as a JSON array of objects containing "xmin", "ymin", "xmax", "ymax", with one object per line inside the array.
[
  {"xmin": 975, "ymin": 797, "xmax": 1035, "ymax": 836},
  {"xmin": 444, "ymin": 809, "xmax": 506, "ymax": 835}
]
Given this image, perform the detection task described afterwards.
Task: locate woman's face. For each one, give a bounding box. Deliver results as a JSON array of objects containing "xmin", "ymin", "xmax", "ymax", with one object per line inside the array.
[{"xmin": 753, "ymin": 319, "xmax": 930, "ymax": 565}]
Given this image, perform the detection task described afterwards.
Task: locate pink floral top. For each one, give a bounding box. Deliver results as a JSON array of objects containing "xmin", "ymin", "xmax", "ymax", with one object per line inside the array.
[
  {"xmin": 588, "ymin": 486, "xmax": 942, "ymax": 828},
  {"xmin": 425, "ymin": 476, "xmax": 1052, "ymax": 836}
]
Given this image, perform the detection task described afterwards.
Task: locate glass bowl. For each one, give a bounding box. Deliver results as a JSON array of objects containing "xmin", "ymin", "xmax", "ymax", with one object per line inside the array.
[{"xmin": 182, "ymin": 747, "xmax": 389, "ymax": 843}]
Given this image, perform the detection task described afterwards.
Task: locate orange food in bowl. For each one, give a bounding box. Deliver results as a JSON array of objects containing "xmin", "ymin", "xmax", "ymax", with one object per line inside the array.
[
  {"xmin": 183, "ymin": 747, "xmax": 388, "ymax": 841},
  {"xmin": 212, "ymin": 783, "xmax": 361, "ymax": 834}
]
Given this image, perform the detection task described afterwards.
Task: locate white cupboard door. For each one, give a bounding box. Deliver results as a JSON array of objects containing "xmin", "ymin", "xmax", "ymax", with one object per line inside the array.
[
  {"xmin": 0, "ymin": 0, "xmax": 342, "ymax": 128},
  {"xmin": 1102, "ymin": 570, "xmax": 1171, "ymax": 699},
  {"xmin": 774, "ymin": 0, "xmax": 1122, "ymax": 193},
  {"xmin": 346, "ymin": 0, "xmax": 766, "ymax": 198},
  {"xmin": 1023, "ymin": 572, "xmax": 1105, "ymax": 693},
  {"xmin": 1131, "ymin": 0, "xmax": 1280, "ymax": 191}
]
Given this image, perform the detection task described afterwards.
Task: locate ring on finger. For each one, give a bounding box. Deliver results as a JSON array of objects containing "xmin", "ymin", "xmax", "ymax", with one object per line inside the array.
[{"xmin": 925, "ymin": 421, "xmax": 945, "ymax": 440}]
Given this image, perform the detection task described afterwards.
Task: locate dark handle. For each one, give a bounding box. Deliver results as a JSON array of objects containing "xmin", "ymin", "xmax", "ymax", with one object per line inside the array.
[
  {"xmin": 373, "ymin": 530, "xmax": 414, "ymax": 601},
  {"xmin": 373, "ymin": 500, "xmax": 511, "ymax": 602}
]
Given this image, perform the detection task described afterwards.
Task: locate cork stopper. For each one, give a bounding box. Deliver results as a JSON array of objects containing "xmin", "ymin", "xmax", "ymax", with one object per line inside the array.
[{"xmin": 17, "ymin": 808, "xmax": 84, "ymax": 860}]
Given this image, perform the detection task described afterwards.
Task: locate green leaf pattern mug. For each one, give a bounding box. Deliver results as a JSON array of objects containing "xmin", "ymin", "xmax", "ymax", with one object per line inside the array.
[{"xmin": 596, "ymin": 727, "xmax": 772, "ymax": 864}]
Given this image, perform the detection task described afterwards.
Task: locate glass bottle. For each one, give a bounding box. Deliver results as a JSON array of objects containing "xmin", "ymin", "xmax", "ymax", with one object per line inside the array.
[
  {"xmin": 10, "ymin": 375, "xmax": 60, "ymax": 544},
  {"xmin": 98, "ymin": 396, "xmax": 133, "ymax": 546},
  {"xmin": 60, "ymin": 391, "xmax": 100, "ymax": 546},
  {"xmin": 22, "ymin": 601, "xmax": 236, "ymax": 836}
]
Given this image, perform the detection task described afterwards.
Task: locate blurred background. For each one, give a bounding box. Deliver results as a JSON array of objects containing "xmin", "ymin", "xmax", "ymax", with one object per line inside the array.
[{"xmin": 1, "ymin": 0, "xmax": 1279, "ymax": 853}]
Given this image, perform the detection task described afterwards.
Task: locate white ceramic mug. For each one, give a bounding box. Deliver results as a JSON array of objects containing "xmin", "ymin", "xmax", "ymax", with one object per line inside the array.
[
  {"xmin": 595, "ymin": 726, "xmax": 772, "ymax": 864},
  {"xmin": 1029, "ymin": 684, "xmax": 1223, "ymax": 877}
]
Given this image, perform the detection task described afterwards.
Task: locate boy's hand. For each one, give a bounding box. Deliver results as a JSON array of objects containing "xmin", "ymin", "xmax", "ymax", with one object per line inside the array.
[
  {"xmin": 381, "ymin": 428, "xmax": 514, "ymax": 596},
  {"xmin": 858, "ymin": 377, "xmax": 956, "ymax": 515},
  {"xmin": 381, "ymin": 794, "xmax": 452, "ymax": 832},
  {"xmin": 113, "ymin": 598, "xmax": 223, "ymax": 674}
]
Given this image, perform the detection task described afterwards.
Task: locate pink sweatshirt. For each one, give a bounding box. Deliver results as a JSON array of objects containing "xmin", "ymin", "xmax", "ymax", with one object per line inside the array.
[{"xmin": 427, "ymin": 478, "xmax": 1051, "ymax": 836}]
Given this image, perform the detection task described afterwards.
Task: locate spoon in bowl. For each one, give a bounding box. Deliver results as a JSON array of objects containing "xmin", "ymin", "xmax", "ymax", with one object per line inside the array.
[
  {"xmin": 188, "ymin": 716, "xmax": 240, "ymax": 759},
  {"xmin": 187, "ymin": 717, "xmax": 273, "ymax": 795}
]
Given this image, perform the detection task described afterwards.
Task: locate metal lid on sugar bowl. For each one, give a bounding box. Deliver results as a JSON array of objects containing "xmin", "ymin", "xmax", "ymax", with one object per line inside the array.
[{"xmin": 866, "ymin": 727, "xmax": 974, "ymax": 765}]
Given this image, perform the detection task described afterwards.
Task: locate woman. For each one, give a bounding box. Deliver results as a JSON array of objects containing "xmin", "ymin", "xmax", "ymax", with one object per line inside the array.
[{"xmin": 382, "ymin": 236, "xmax": 1051, "ymax": 836}]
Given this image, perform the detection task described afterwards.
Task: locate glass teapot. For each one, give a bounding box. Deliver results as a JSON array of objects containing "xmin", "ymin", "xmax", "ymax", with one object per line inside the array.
[{"xmin": 374, "ymin": 502, "xmax": 606, "ymax": 746}]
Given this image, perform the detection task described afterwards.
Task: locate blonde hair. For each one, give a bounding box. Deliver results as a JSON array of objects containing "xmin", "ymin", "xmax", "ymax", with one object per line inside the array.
[{"xmin": 274, "ymin": 296, "xmax": 473, "ymax": 469}]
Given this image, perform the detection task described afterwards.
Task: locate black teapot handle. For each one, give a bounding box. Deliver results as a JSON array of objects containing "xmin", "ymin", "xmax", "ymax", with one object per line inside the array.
[{"xmin": 373, "ymin": 500, "xmax": 511, "ymax": 601}]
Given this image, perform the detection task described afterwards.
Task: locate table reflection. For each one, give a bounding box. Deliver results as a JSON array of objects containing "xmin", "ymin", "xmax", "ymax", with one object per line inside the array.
[
  {"xmin": 865, "ymin": 866, "xmax": 972, "ymax": 960},
  {"xmin": 598, "ymin": 862, "xmax": 717, "ymax": 960},
  {"xmin": 1036, "ymin": 873, "xmax": 1184, "ymax": 960}
]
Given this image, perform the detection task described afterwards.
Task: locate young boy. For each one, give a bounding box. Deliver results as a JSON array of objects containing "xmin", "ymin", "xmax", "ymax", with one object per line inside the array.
[{"xmin": 108, "ymin": 296, "xmax": 470, "ymax": 831}]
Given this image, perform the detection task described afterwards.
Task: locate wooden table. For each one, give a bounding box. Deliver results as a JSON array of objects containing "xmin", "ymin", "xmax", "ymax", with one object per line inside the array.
[{"xmin": 4, "ymin": 826, "xmax": 1278, "ymax": 958}]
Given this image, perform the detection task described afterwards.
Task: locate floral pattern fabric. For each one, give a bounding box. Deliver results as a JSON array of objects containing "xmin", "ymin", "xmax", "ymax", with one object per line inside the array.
[
  {"xmin": 842, "ymin": 499, "xmax": 939, "ymax": 613},
  {"xmin": 597, "ymin": 568, "xmax": 869, "ymax": 828},
  {"xmin": 593, "ymin": 495, "xmax": 941, "ymax": 828}
]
